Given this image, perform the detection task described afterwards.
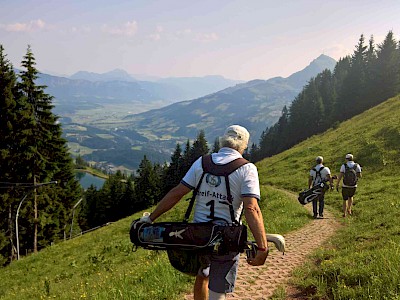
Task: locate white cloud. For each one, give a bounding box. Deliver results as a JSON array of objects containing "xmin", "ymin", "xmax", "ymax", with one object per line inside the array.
[
  {"xmin": 176, "ymin": 28, "xmax": 192, "ymax": 36},
  {"xmin": 174, "ymin": 29, "xmax": 218, "ymax": 42},
  {"xmin": 194, "ymin": 32, "xmax": 219, "ymax": 43},
  {"xmin": 102, "ymin": 20, "xmax": 138, "ymax": 37},
  {"xmin": 148, "ymin": 25, "xmax": 164, "ymax": 41},
  {"xmin": 0, "ymin": 19, "xmax": 46, "ymax": 32},
  {"xmin": 71, "ymin": 26, "xmax": 91, "ymax": 34}
]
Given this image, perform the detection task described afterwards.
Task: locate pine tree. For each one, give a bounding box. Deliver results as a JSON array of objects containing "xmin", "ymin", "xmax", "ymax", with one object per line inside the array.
[
  {"xmin": 17, "ymin": 46, "xmax": 81, "ymax": 253},
  {"xmin": 363, "ymin": 35, "xmax": 379, "ymax": 109},
  {"xmin": 249, "ymin": 143, "xmax": 259, "ymax": 162},
  {"xmin": 336, "ymin": 35, "xmax": 368, "ymax": 119},
  {"xmin": 163, "ymin": 143, "xmax": 184, "ymax": 194},
  {"xmin": 80, "ymin": 185, "xmax": 100, "ymax": 229},
  {"xmin": 374, "ymin": 31, "xmax": 400, "ymax": 101},
  {"xmin": 212, "ymin": 137, "xmax": 220, "ymax": 153},
  {"xmin": 100, "ymin": 171, "xmax": 125, "ymax": 221},
  {"xmin": 182, "ymin": 139, "xmax": 192, "ymax": 175},
  {"xmin": 190, "ymin": 130, "xmax": 209, "ymax": 164},
  {"xmin": 0, "ymin": 45, "xmax": 20, "ymax": 263},
  {"xmin": 134, "ymin": 156, "xmax": 162, "ymax": 209},
  {"xmin": 121, "ymin": 176, "xmax": 135, "ymax": 216}
]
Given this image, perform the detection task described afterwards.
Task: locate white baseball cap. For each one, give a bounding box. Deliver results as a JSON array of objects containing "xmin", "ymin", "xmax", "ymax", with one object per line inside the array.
[
  {"xmin": 223, "ymin": 125, "xmax": 250, "ymax": 145},
  {"xmin": 345, "ymin": 153, "xmax": 353, "ymax": 160},
  {"xmin": 316, "ymin": 156, "xmax": 323, "ymax": 162}
]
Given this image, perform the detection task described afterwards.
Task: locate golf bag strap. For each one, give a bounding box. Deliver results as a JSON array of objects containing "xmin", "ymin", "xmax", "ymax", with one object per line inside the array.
[
  {"xmin": 183, "ymin": 154, "xmax": 249, "ymax": 223},
  {"xmin": 184, "ymin": 171, "xmax": 206, "ymax": 222}
]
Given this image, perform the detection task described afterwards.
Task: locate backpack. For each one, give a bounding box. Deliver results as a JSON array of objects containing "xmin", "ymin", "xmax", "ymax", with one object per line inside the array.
[
  {"xmin": 343, "ymin": 163, "xmax": 358, "ymax": 186},
  {"xmin": 312, "ymin": 166, "xmax": 325, "ymax": 185}
]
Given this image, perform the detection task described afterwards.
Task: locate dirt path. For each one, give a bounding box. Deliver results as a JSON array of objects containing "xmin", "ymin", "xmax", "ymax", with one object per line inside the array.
[{"xmin": 185, "ymin": 189, "xmax": 341, "ymax": 299}]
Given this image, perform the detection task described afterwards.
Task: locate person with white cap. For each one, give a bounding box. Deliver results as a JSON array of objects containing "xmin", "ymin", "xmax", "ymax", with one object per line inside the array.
[
  {"xmin": 142, "ymin": 125, "xmax": 268, "ymax": 300},
  {"xmin": 336, "ymin": 153, "xmax": 362, "ymax": 217},
  {"xmin": 308, "ymin": 156, "xmax": 333, "ymax": 219}
]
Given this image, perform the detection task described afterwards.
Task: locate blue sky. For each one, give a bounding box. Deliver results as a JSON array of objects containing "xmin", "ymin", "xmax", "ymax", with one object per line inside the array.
[{"xmin": 1, "ymin": 0, "xmax": 399, "ymax": 80}]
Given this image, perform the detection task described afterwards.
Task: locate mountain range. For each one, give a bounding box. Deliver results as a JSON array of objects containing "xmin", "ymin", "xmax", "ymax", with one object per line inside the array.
[
  {"xmin": 61, "ymin": 54, "xmax": 336, "ymax": 171},
  {"xmin": 121, "ymin": 54, "xmax": 337, "ymax": 145},
  {"xmin": 37, "ymin": 70, "xmax": 242, "ymax": 116}
]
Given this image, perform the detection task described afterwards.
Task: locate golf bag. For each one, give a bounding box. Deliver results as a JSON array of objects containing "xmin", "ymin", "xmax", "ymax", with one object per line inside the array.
[
  {"xmin": 298, "ymin": 180, "xmax": 329, "ymax": 205},
  {"xmin": 130, "ymin": 221, "xmax": 247, "ymax": 252},
  {"xmin": 130, "ymin": 220, "xmax": 247, "ymax": 276}
]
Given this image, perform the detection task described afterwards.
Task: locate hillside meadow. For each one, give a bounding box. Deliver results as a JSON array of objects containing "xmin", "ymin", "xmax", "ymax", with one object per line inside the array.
[
  {"xmin": 0, "ymin": 185, "xmax": 307, "ymax": 300},
  {"xmin": 1, "ymin": 94, "xmax": 399, "ymax": 299},
  {"xmin": 260, "ymin": 95, "xmax": 400, "ymax": 299}
]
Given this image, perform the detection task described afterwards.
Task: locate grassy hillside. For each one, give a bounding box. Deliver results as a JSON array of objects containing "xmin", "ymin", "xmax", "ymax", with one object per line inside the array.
[
  {"xmin": 0, "ymin": 185, "xmax": 307, "ymax": 300},
  {"xmin": 2, "ymin": 95, "xmax": 399, "ymax": 300},
  {"xmin": 258, "ymin": 95, "xmax": 400, "ymax": 299}
]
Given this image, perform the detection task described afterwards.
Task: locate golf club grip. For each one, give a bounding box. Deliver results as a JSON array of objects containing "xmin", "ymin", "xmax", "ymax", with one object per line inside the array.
[{"xmin": 266, "ymin": 233, "xmax": 286, "ymax": 253}]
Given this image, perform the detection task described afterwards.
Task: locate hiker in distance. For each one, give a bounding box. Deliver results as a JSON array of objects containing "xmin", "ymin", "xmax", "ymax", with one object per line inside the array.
[
  {"xmin": 308, "ymin": 156, "xmax": 334, "ymax": 219},
  {"xmin": 336, "ymin": 153, "xmax": 362, "ymax": 217},
  {"xmin": 140, "ymin": 125, "xmax": 268, "ymax": 300}
]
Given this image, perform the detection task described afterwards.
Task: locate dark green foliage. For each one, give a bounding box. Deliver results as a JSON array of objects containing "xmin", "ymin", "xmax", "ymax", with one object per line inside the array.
[
  {"xmin": 212, "ymin": 137, "xmax": 220, "ymax": 153},
  {"xmin": 189, "ymin": 130, "xmax": 210, "ymax": 164},
  {"xmin": 74, "ymin": 155, "xmax": 88, "ymax": 169},
  {"xmin": 78, "ymin": 130, "xmax": 213, "ymax": 228},
  {"xmin": 0, "ymin": 45, "xmax": 81, "ymax": 263},
  {"xmin": 254, "ymin": 31, "xmax": 400, "ymax": 161},
  {"xmin": 162, "ymin": 143, "xmax": 184, "ymax": 195},
  {"xmin": 134, "ymin": 156, "xmax": 163, "ymax": 209},
  {"xmin": 0, "ymin": 45, "xmax": 19, "ymax": 263}
]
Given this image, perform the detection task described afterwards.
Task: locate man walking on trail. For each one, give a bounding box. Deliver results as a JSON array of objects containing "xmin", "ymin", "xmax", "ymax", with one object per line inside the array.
[
  {"xmin": 336, "ymin": 153, "xmax": 362, "ymax": 217},
  {"xmin": 140, "ymin": 125, "xmax": 268, "ymax": 300},
  {"xmin": 308, "ymin": 156, "xmax": 333, "ymax": 219}
]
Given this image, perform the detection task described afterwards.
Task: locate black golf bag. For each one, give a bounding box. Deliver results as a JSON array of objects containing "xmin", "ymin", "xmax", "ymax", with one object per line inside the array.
[{"xmin": 298, "ymin": 180, "xmax": 330, "ymax": 205}]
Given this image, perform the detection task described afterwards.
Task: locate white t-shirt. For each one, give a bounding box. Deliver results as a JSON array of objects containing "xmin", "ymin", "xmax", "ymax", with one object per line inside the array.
[
  {"xmin": 340, "ymin": 161, "xmax": 362, "ymax": 187},
  {"xmin": 310, "ymin": 164, "xmax": 331, "ymax": 185},
  {"xmin": 181, "ymin": 147, "xmax": 260, "ymax": 224}
]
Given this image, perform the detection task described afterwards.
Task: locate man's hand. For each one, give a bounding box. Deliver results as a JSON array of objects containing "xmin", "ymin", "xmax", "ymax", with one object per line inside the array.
[
  {"xmin": 247, "ymin": 249, "xmax": 268, "ymax": 266},
  {"xmin": 131, "ymin": 212, "xmax": 152, "ymax": 230},
  {"xmin": 139, "ymin": 212, "xmax": 152, "ymax": 224}
]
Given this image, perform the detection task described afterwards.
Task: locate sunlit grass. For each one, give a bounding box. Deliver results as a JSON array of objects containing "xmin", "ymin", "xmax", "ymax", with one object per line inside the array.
[
  {"xmin": 0, "ymin": 185, "xmax": 307, "ymax": 299},
  {"xmin": 265, "ymin": 95, "xmax": 400, "ymax": 299}
]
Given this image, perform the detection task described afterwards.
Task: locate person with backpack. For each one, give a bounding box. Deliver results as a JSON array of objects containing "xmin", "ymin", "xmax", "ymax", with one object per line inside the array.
[
  {"xmin": 138, "ymin": 125, "xmax": 268, "ymax": 300},
  {"xmin": 336, "ymin": 153, "xmax": 362, "ymax": 217},
  {"xmin": 308, "ymin": 156, "xmax": 334, "ymax": 219}
]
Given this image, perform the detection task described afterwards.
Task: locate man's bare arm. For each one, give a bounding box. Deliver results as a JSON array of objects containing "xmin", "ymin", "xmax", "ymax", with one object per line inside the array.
[
  {"xmin": 308, "ymin": 176, "xmax": 313, "ymax": 188},
  {"xmin": 243, "ymin": 196, "xmax": 268, "ymax": 266},
  {"xmin": 149, "ymin": 183, "xmax": 191, "ymax": 222}
]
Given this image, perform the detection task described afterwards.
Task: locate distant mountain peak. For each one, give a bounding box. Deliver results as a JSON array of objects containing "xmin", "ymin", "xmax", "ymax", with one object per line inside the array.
[
  {"xmin": 105, "ymin": 69, "xmax": 131, "ymax": 76},
  {"xmin": 286, "ymin": 54, "xmax": 336, "ymax": 89},
  {"xmin": 310, "ymin": 54, "xmax": 337, "ymax": 65},
  {"xmin": 70, "ymin": 69, "xmax": 136, "ymax": 82}
]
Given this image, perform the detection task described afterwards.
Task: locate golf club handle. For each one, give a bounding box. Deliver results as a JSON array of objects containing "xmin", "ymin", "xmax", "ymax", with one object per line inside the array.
[{"xmin": 266, "ymin": 233, "xmax": 286, "ymax": 253}]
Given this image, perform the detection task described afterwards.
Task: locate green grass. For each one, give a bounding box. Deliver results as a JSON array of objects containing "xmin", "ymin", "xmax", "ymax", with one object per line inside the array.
[
  {"xmin": 0, "ymin": 187, "xmax": 307, "ymax": 299},
  {"xmin": 75, "ymin": 167, "xmax": 109, "ymax": 179},
  {"xmin": 261, "ymin": 95, "xmax": 400, "ymax": 299}
]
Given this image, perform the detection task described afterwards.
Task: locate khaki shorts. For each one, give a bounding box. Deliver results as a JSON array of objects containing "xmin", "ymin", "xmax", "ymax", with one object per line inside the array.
[{"xmin": 342, "ymin": 187, "xmax": 356, "ymax": 200}]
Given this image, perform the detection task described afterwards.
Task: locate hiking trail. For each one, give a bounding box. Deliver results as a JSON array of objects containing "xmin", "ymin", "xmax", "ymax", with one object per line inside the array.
[{"xmin": 185, "ymin": 188, "xmax": 341, "ymax": 299}]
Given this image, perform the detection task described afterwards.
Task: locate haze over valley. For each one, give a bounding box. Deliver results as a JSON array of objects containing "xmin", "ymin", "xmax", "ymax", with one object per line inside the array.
[{"xmin": 50, "ymin": 54, "xmax": 336, "ymax": 172}]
